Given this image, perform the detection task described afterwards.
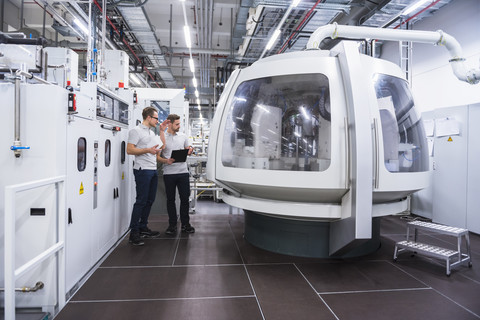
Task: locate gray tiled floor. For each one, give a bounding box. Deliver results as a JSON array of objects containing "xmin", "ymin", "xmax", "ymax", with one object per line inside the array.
[{"xmin": 55, "ymin": 200, "xmax": 480, "ymax": 320}]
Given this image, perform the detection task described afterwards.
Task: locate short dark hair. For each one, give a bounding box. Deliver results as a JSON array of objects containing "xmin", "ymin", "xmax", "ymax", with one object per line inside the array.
[
  {"xmin": 142, "ymin": 106, "xmax": 158, "ymax": 120},
  {"xmin": 167, "ymin": 114, "xmax": 180, "ymax": 123}
]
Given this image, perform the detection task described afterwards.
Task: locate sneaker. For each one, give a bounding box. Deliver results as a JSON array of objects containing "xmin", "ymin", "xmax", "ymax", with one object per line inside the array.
[
  {"xmin": 129, "ymin": 232, "xmax": 145, "ymax": 246},
  {"xmin": 139, "ymin": 227, "xmax": 160, "ymax": 238},
  {"xmin": 181, "ymin": 224, "xmax": 195, "ymax": 233},
  {"xmin": 165, "ymin": 225, "xmax": 177, "ymax": 235}
]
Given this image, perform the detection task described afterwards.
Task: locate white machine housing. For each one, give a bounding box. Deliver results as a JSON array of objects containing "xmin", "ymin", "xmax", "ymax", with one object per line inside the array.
[
  {"xmin": 207, "ymin": 42, "xmax": 430, "ymax": 254},
  {"xmin": 44, "ymin": 47, "xmax": 79, "ymax": 87},
  {"xmin": 104, "ymin": 49, "xmax": 130, "ymax": 89},
  {"xmin": 0, "ymin": 45, "xmax": 135, "ymax": 315}
]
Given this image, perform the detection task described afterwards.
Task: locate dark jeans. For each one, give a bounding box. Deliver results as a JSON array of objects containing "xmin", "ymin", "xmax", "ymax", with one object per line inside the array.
[
  {"xmin": 129, "ymin": 169, "xmax": 158, "ymax": 233},
  {"xmin": 163, "ymin": 173, "xmax": 190, "ymax": 227}
]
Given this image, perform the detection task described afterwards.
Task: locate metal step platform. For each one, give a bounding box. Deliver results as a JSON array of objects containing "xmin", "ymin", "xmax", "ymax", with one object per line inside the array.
[{"xmin": 393, "ymin": 220, "xmax": 472, "ymax": 276}]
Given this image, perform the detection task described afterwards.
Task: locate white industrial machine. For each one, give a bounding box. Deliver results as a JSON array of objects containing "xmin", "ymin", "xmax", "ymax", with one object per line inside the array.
[
  {"xmin": 207, "ymin": 24, "xmax": 480, "ymax": 258},
  {"xmin": 0, "ymin": 39, "xmax": 136, "ymax": 318}
]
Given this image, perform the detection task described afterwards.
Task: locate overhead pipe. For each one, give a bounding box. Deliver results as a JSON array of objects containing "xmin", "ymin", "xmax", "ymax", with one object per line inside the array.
[
  {"xmin": 194, "ymin": 0, "xmax": 201, "ymax": 87},
  {"xmin": 0, "ymin": 33, "xmax": 47, "ymax": 46},
  {"xmin": 201, "ymin": 0, "xmax": 206, "ymax": 87},
  {"xmin": 169, "ymin": 4, "xmax": 173, "ymax": 67},
  {"xmin": 306, "ymin": 23, "xmax": 480, "ymax": 85},
  {"xmin": 208, "ymin": 0, "xmax": 214, "ymax": 88},
  {"xmin": 0, "ymin": 0, "xmax": 4, "ymax": 32},
  {"xmin": 20, "ymin": 0, "xmax": 25, "ymax": 30}
]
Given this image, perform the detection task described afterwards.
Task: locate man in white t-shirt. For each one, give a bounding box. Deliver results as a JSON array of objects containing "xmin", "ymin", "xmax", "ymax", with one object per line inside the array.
[
  {"xmin": 127, "ymin": 106, "xmax": 172, "ymax": 245},
  {"xmin": 161, "ymin": 114, "xmax": 195, "ymax": 234}
]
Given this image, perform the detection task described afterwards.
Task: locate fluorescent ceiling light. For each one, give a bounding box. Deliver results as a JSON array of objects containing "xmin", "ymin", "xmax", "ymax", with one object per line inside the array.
[
  {"xmin": 192, "ymin": 77, "xmax": 197, "ymax": 87},
  {"xmin": 189, "ymin": 58, "xmax": 195, "ymax": 73},
  {"xmin": 195, "ymin": 90, "xmax": 199, "ymax": 98},
  {"xmin": 129, "ymin": 73, "xmax": 142, "ymax": 85},
  {"xmin": 73, "ymin": 18, "xmax": 89, "ymax": 35},
  {"xmin": 197, "ymin": 105, "xmax": 201, "ymax": 110},
  {"xmin": 403, "ymin": 0, "xmax": 430, "ymax": 16},
  {"xmin": 196, "ymin": 98, "xmax": 200, "ymax": 104},
  {"xmin": 292, "ymin": 0, "xmax": 301, "ymax": 7},
  {"xmin": 184, "ymin": 25, "xmax": 192, "ymax": 48},
  {"xmin": 266, "ymin": 29, "xmax": 281, "ymax": 50}
]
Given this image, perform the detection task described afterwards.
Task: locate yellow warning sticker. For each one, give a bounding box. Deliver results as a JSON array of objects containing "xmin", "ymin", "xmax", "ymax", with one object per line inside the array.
[
  {"xmin": 122, "ymin": 172, "xmax": 125, "ymax": 180},
  {"xmin": 79, "ymin": 182, "xmax": 84, "ymax": 195},
  {"xmin": 448, "ymin": 137, "xmax": 453, "ymax": 142}
]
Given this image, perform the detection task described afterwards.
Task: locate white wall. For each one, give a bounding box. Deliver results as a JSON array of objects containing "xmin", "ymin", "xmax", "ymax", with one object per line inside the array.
[{"xmin": 381, "ymin": 0, "xmax": 480, "ymax": 112}]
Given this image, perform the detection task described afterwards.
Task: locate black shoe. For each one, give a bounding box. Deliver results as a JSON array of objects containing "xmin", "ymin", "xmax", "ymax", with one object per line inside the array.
[
  {"xmin": 181, "ymin": 224, "xmax": 195, "ymax": 233},
  {"xmin": 129, "ymin": 232, "xmax": 145, "ymax": 246},
  {"xmin": 140, "ymin": 227, "xmax": 160, "ymax": 238},
  {"xmin": 165, "ymin": 225, "xmax": 177, "ymax": 235}
]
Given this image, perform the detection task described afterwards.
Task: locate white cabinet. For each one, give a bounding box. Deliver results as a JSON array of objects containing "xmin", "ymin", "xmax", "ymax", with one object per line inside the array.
[{"xmin": 411, "ymin": 104, "xmax": 480, "ymax": 234}]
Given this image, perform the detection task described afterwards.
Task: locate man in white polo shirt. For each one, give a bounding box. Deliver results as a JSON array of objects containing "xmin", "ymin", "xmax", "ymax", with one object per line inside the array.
[
  {"xmin": 161, "ymin": 114, "xmax": 195, "ymax": 234},
  {"xmin": 127, "ymin": 106, "xmax": 172, "ymax": 245}
]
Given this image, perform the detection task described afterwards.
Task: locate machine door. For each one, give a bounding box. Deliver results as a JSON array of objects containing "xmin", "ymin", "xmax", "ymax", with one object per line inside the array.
[
  {"xmin": 65, "ymin": 117, "xmax": 95, "ymax": 291},
  {"xmin": 371, "ymin": 73, "xmax": 430, "ymax": 201},
  {"xmin": 115, "ymin": 132, "xmax": 132, "ymax": 238},
  {"xmin": 93, "ymin": 127, "xmax": 118, "ymax": 260},
  {"xmin": 215, "ymin": 54, "xmax": 348, "ymax": 203}
]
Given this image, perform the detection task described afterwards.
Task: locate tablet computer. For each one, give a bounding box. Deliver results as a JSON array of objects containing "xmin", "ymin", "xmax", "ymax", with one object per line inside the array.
[{"xmin": 171, "ymin": 149, "xmax": 189, "ymax": 162}]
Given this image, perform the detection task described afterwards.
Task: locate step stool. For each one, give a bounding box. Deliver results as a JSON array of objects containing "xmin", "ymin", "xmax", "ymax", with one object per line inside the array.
[{"xmin": 393, "ymin": 220, "xmax": 472, "ymax": 276}]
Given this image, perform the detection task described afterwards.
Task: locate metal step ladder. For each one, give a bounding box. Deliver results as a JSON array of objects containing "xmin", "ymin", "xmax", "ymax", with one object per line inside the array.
[{"xmin": 393, "ymin": 220, "xmax": 472, "ymax": 276}]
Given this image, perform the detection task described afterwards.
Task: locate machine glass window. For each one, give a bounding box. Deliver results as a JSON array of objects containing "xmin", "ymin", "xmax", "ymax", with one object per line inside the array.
[
  {"xmin": 221, "ymin": 73, "xmax": 331, "ymax": 171},
  {"xmin": 77, "ymin": 138, "xmax": 87, "ymax": 172},
  {"xmin": 118, "ymin": 100, "xmax": 129, "ymax": 124},
  {"xmin": 105, "ymin": 140, "xmax": 111, "ymax": 167},
  {"xmin": 121, "ymin": 141, "xmax": 126, "ymax": 164},
  {"xmin": 373, "ymin": 74, "xmax": 428, "ymax": 173}
]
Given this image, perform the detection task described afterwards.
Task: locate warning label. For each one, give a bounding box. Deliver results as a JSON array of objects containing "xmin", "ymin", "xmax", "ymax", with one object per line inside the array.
[{"xmin": 79, "ymin": 182, "xmax": 84, "ymax": 195}]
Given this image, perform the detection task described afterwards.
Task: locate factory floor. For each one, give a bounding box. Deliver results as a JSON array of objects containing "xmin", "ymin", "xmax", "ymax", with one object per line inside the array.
[{"xmin": 55, "ymin": 200, "xmax": 480, "ymax": 320}]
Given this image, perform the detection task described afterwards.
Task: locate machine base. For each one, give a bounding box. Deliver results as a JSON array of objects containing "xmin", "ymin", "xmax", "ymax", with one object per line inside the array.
[{"xmin": 244, "ymin": 210, "xmax": 381, "ymax": 258}]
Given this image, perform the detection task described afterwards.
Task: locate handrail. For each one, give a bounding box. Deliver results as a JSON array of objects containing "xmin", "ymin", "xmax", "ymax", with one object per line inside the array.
[{"xmin": 4, "ymin": 175, "xmax": 66, "ymax": 320}]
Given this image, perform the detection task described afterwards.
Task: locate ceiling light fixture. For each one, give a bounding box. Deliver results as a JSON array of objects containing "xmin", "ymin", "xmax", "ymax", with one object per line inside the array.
[
  {"xmin": 403, "ymin": 0, "xmax": 430, "ymax": 16},
  {"xmin": 73, "ymin": 18, "xmax": 89, "ymax": 35},
  {"xmin": 129, "ymin": 73, "xmax": 142, "ymax": 85},
  {"xmin": 183, "ymin": 25, "xmax": 192, "ymax": 48},
  {"xmin": 266, "ymin": 29, "xmax": 281, "ymax": 50},
  {"xmin": 196, "ymin": 98, "xmax": 200, "ymax": 104},
  {"xmin": 180, "ymin": 0, "xmax": 200, "ymax": 97},
  {"xmin": 189, "ymin": 58, "xmax": 195, "ymax": 73},
  {"xmin": 260, "ymin": 1, "xmax": 298, "ymax": 58}
]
